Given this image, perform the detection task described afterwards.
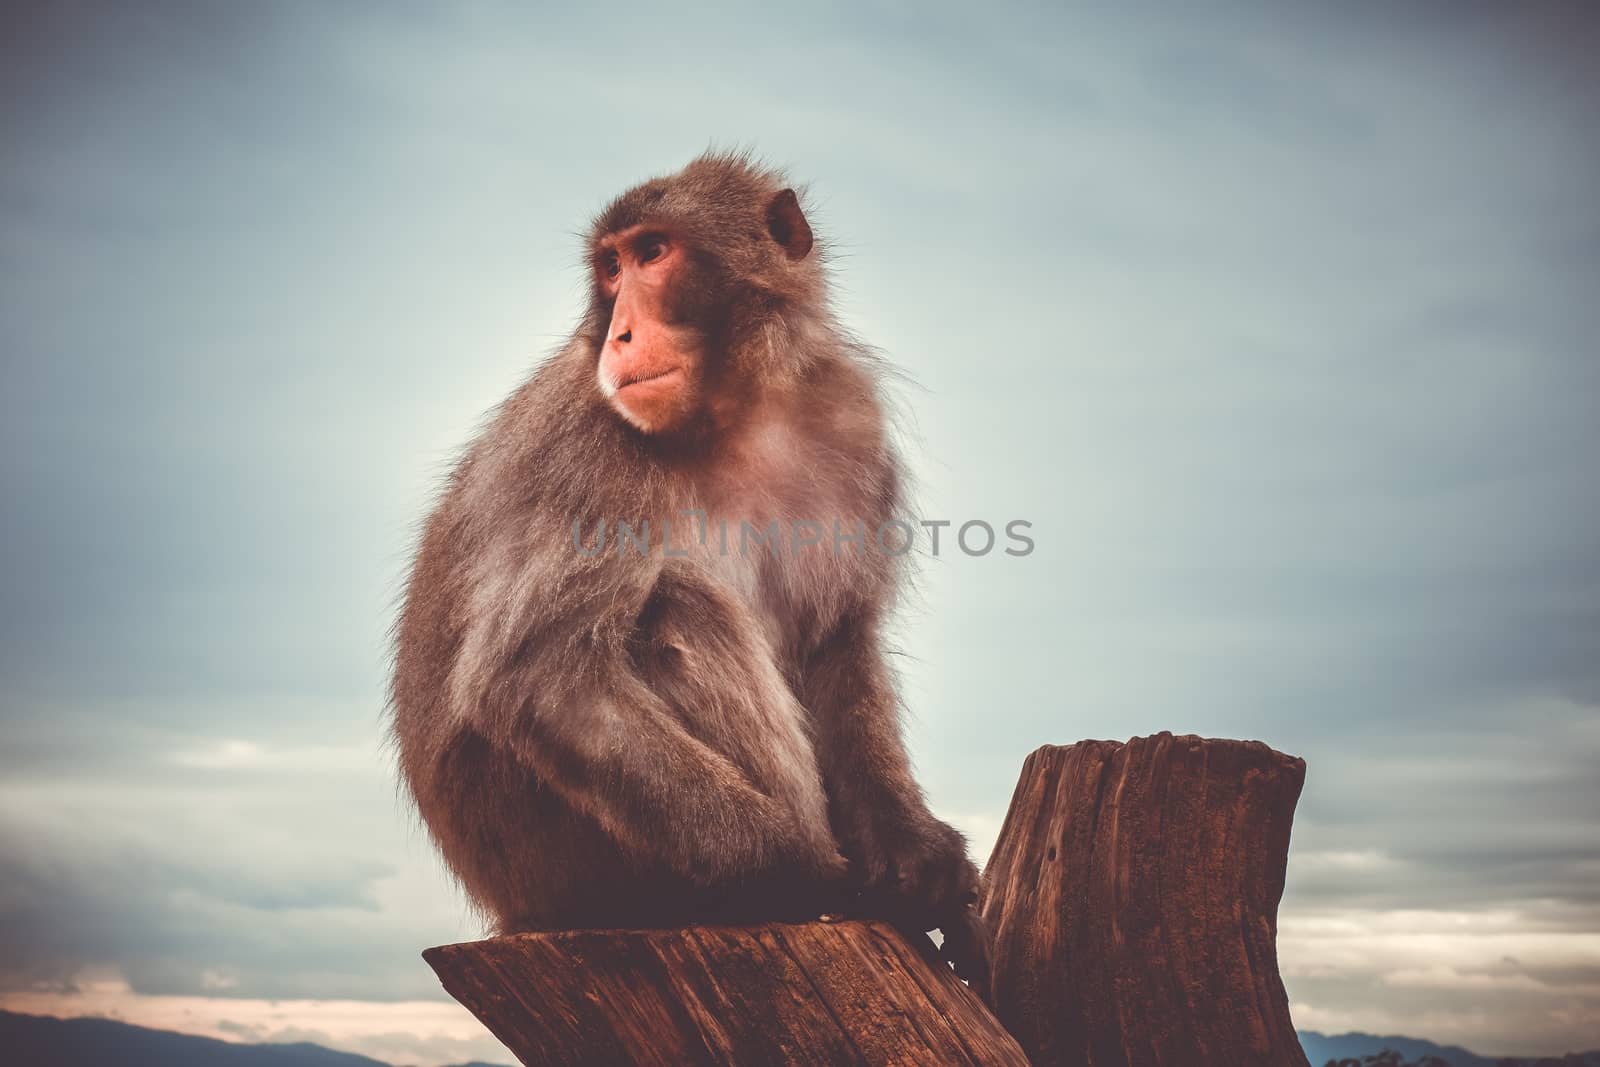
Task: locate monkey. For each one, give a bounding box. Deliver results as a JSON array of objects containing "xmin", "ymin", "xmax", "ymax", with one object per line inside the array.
[{"xmin": 389, "ymin": 151, "xmax": 989, "ymax": 994}]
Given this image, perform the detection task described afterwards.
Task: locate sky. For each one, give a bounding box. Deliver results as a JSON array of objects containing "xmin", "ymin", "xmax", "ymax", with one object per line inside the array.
[{"xmin": 2, "ymin": 1, "xmax": 1598, "ymax": 1062}]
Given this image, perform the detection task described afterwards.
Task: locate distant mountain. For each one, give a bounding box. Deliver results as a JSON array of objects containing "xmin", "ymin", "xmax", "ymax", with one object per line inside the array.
[
  {"xmin": 10, "ymin": 1011, "xmax": 1599, "ymax": 1067},
  {"xmin": 1298, "ymin": 1030, "xmax": 1600, "ymax": 1067},
  {"xmin": 1299, "ymin": 1030, "xmax": 1499, "ymax": 1066},
  {"xmin": 0, "ymin": 1010, "xmax": 395, "ymax": 1067},
  {"xmin": 0, "ymin": 1011, "xmax": 513, "ymax": 1067}
]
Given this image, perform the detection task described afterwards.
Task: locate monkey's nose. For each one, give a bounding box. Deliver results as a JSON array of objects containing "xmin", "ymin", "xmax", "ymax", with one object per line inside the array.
[{"xmin": 615, "ymin": 329, "xmax": 632, "ymax": 344}]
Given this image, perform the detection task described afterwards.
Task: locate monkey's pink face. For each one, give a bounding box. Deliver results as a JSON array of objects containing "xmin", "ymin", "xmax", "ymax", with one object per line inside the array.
[{"xmin": 593, "ymin": 226, "xmax": 704, "ymax": 435}]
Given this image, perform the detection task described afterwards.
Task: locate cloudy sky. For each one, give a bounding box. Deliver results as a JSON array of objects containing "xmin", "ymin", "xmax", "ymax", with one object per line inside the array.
[{"xmin": 3, "ymin": 2, "xmax": 1597, "ymax": 1062}]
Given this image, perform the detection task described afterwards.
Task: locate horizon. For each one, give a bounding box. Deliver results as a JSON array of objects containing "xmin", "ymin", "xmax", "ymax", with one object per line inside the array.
[{"xmin": 2, "ymin": 2, "xmax": 1598, "ymax": 1063}]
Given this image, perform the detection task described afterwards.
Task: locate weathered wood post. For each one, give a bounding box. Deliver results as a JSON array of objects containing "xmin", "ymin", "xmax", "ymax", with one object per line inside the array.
[
  {"xmin": 425, "ymin": 731, "xmax": 1310, "ymax": 1066},
  {"xmin": 980, "ymin": 732, "xmax": 1310, "ymax": 1066},
  {"xmin": 424, "ymin": 920, "xmax": 1028, "ymax": 1066}
]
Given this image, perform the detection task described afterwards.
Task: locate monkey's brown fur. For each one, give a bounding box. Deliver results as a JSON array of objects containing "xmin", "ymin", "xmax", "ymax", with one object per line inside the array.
[{"xmin": 390, "ymin": 152, "xmax": 987, "ymax": 987}]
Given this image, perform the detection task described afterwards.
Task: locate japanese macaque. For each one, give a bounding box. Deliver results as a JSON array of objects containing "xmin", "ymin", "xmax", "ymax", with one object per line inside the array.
[{"xmin": 390, "ymin": 152, "xmax": 988, "ymax": 992}]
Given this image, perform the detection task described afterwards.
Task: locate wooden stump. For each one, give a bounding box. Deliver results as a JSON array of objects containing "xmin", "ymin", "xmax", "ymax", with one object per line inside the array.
[
  {"xmin": 424, "ymin": 919, "xmax": 1028, "ymax": 1067},
  {"xmin": 980, "ymin": 732, "xmax": 1310, "ymax": 1067}
]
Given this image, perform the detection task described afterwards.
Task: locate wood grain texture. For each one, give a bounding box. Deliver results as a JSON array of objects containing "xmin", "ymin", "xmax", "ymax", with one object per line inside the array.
[
  {"xmin": 424, "ymin": 920, "xmax": 1028, "ymax": 1067},
  {"xmin": 980, "ymin": 732, "xmax": 1310, "ymax": 1067}
]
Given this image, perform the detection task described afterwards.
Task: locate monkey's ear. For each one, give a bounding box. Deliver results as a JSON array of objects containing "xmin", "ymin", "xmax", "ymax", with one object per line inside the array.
[{"xmin": 765, "ymin": 188, "xmax": 814, "ymax": 261}]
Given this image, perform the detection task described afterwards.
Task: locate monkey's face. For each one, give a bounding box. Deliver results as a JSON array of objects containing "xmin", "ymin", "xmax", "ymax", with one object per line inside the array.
[
  {"xmin": 588, "ymin": 176, "xmax": 817, "ymax": 438},
  {"xmin": 592, "ymin": 225, "xmax": 710, "ymax": 436}
]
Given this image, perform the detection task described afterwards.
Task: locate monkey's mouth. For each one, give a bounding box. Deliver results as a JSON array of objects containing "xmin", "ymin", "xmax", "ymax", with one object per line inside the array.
[{"xmin": 614, "ymin": 366, "xmax": 684, "ymax": 393}]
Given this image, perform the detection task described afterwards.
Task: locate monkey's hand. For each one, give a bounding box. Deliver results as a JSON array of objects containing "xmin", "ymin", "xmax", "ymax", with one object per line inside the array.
[
  {"xmin": 700, "ymin": 796, "xmax": 850, "ymax": 893},
  {"xmin": 788, "ymin": 834, "xmax": 852, "ymax": 894},
  {"xmin": 713, "ymin": 833, "xmax": 852, "ymax": 925},
  {"xmin": 801, "ymin": 843, "xmax": 856, "ymax": 920},
  {"xmin": 843, "ymin": 810, "xmax": 981, "ymax": 929},
  {"xmin": 841, "ymin": 809, "xmax": 991, "ymax": 1001}
]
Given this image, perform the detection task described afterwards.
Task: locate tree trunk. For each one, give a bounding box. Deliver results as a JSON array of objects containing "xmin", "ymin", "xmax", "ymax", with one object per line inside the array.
[
  {"xmin": 980, "ymin": 732, "xmax": 1310, "ymax": 1067},
  {"xmin": 424, "ymin": 919, "xmax": 1028, "ymax": 1067}
]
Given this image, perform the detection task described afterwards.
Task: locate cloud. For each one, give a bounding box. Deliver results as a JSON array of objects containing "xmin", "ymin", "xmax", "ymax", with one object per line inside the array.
[
  {"xmin": 168, "ymin": 739, "xmax": 375, "ymax": 773},
  {"xmin": 0, "ymin": 764, "xmax": 477, "ymax": 1001},
  {"xmin": 0, "ymin": 970, "xmax": 509, "ymax": 1067},
  {"xmin": 1281, "ymin": 907, "xmax": 1600, "ymax": 1055}
]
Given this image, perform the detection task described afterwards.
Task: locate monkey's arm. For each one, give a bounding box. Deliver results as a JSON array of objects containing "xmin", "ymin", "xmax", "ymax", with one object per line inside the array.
[
  {"xmin": 800, "ymin": 611, "xmax": 990, "ymax": 994},
  {"xmin": 508, "ymin": 666, "xmax": 843, "ymax": 889},
  {"xmin": 479, "ymin": 566, "xmax": 844, "ymax": 892}
]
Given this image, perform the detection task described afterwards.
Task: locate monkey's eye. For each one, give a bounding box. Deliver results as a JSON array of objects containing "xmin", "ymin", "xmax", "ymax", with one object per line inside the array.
[
  {"xmin": 639, "ymin": 238, "xmax": 667, "ymax": 264},
  {"xmin": 602, "ymin": 251, "xmax": 621, "ymax": 279}
]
